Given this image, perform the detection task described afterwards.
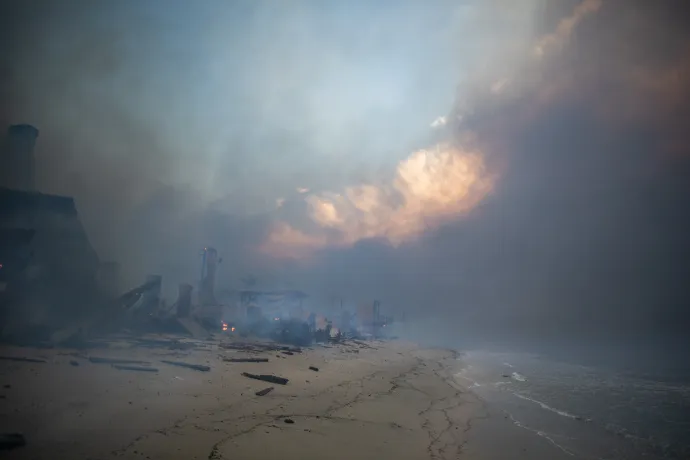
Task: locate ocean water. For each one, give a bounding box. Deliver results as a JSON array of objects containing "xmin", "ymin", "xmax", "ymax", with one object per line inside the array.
[{"xmin": 455, "ymin": 350, "xmax": 690, "ymax": 460}]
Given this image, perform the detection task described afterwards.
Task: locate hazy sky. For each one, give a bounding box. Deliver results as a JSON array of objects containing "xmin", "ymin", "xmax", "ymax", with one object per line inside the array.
[{"xmin": 2, "ymin": 0, "xmax": 689, "ymax": 346}]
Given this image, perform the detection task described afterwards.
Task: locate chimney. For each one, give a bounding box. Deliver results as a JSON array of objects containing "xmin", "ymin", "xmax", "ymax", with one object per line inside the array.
[
  {"xmin": 176, "ymin": 283, "xmax": 193, "ymax": 318},
  {"xmin": 199, "ymin": 247, "xmax": 218, "ymax": 306},
  {"xmin": 2, "ymin": 124, "xmax": 39, "ymax": 191}
]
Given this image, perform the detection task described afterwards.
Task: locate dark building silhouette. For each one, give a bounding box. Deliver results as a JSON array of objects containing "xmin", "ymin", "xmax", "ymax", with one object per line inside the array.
[
  {"xmin": 1, "ymin": 124, "xmax": 39, "ymax": 191},
  {"xmin": 0, "ymin": 125, "xmax": 106, "ymax": 339},
  {"xmin": 0, "ymin": 187, "xmax": 102, "ymax": 331}
]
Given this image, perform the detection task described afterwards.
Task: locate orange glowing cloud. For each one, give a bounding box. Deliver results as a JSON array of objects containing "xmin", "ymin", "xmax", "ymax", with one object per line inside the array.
[
  {"xmin": 262, "ymin": 143, "xmax": 494, "ymax": 257},
  {"xmin": 261, "ymin": 0, "xmax": 603, "ymax": 259}
]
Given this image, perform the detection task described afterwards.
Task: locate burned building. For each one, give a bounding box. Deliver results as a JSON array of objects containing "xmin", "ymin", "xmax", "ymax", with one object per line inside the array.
[
  {"xmin": 0, "ymin": 187, "xmax": 102, "ymax": 333},
  {"xmin": 0, "ymin": 124, "xmax": 104, "ymax": 339},
  {"xmin": 198, "ymin": 246, "xmax": 219, "ymax": 307}
]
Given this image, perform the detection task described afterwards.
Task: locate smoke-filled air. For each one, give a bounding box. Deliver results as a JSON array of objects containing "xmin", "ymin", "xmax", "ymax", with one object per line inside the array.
[
  {"xmin": 2, "ymin": 1, "xmax": 690, "ymax": 459},
  {"xmin": 2, "ymin": 0, "xmax": 689, "ymax": 342},
  {"xmin": 263, "ymin": 0, "xmax": 603, "ymax": 258}
]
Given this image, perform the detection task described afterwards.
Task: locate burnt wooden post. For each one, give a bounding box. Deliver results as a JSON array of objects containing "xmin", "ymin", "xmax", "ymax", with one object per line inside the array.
[{"xmin": 176, "ymin": 283, "xmax": 193, "ymax": 318}]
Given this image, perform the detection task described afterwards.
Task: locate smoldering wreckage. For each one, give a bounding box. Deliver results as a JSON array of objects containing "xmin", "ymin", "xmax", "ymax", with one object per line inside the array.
[{"xmin": 0, "ymin": 124, "xmax": 398, "ymax": 451}]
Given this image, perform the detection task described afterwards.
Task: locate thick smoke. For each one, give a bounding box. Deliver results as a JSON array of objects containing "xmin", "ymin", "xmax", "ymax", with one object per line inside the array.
[
  {"xmin": 2, "ymin": 1, "xmax": 689, "ymax": 348},
  {"xmin": 262, "ymin": 0, "xmax": 601, "ymax": 258},
  {"xmin": 267, "ymin": 0, "xmax": 690, "ymax": 350}
]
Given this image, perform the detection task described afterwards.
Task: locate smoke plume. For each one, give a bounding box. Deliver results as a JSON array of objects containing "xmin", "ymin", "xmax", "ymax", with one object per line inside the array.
[{"xmin": 262, "ymin": 0, "xmax": 602, "ymax": 258}]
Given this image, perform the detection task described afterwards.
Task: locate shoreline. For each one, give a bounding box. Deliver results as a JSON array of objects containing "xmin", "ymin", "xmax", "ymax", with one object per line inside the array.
[{"xmin": 0, "ymin": 337, "xmax": 575, "ymax": 459}]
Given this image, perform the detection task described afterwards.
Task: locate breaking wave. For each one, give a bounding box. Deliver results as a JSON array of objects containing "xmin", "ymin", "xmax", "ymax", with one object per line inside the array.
[
  {"xmin": 511, "ymin": 372, "xmax": 527, "ymax": 382},
  {"xmin": 512, "ymin": 393, "xmax": 582, "ymax": 420}
]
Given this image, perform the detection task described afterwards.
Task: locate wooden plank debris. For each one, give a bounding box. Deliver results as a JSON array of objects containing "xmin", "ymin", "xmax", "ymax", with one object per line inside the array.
[
  {"xmin": 0, "ymin": 356, "xmax": 46, "ymax": 364},
  {"xmin": 223, "ymin": 358, "xmax": 269, "ymax": 363},
  {"xmin": 88, "ymin": 357, "xmax": 149, "ymax": 365},
  {"xmin": 218, "ymin": 342, "xmax": 302, "ymax": 354},
  {"xmin": 160, "ymin": 360, "xmax": 210, "ymax": 372},
  {"xmin": 255, "ymin": 387, "xmax": 274, "ymax": 396},
  {"xmin": 112, "ymin": 364, "xmax": 159, "ymax": 372},
  {"xmin": 241, "ymin": 372, "xmax": 288, "ymax": 385}
]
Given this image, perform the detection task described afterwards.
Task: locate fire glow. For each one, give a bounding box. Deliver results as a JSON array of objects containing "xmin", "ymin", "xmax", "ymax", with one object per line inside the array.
[{"xmin": 221, "ymin": 322, "xmax": 237, "ymax": 333}]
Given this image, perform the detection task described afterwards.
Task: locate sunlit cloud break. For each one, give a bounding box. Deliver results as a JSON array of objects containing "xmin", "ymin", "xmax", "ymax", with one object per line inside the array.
[
  {"xmin": 261, "ymin": 0, "xmax": 602, "ymax": 259},
  {"xmin": 262, "ymin": 143, "xmax": 494, "ymax": 258}
]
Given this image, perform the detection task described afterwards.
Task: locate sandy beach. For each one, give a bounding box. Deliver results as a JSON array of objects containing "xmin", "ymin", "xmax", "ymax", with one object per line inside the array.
[{"xmin": 0, "ymin": 337, "xmax": 575, "ymax": 460}]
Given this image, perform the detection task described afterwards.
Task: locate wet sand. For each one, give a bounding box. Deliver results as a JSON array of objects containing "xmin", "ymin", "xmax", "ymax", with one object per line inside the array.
[{"xmin": 0, "ymin": 338, "xmax": 575, "ymax": 459}]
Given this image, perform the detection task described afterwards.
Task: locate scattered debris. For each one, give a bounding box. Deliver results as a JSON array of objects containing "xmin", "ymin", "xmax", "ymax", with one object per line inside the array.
[
  {"xmin": 69, "ymin": 360, "xmax": 80, "ymax": 366},
  {"xmin": 88, "ymin": 357, "xmax": 149, "ymax": 365},
  {"xmin": 125, "ymin": 338, "xmax": 200, "ymax": 350},
  {"xmin": 351, "ymin": 340, "xmax": 375, "ymax": 349},
  {"xmin": 281, "ymin": 351, "xmax": 294, "ymax": 356},
  {"xmin": 113, "ymin": 364, "xmax": 159, "ymax": 372},
  {"xmin": 284, "ymin": 418, "xmax": 295, "ymax": 424},
  {"xmin": 255, "ymin": 387, "xmax": 274, "ymax": 396},
  {"xmin": 309, "ymin": 366, "xmax": 319, "ymax": 372},
  {"xmin": 161, "ymin": 360, "xmax": 210, "ymax": 372},
  {"xmin": 117, "ymin": 277, "xmax": 161, "ymax": 310},
  {"xmin": 0, "ymin": 433, "xmax": 26, "ymax": 450},
  {"xmin": 279, "ymin": 346, "xmax": 302, "ymax": 353},
  {"xmin": 241, "ymin": 372, "xmax": 289, "ymax": 385},
  {"xmin": 223, "ymin": 358, "xmax": 269, "ymax": 363},
  {"xmin": 219, "ymin": 343, "xmax": 264, "ymax": 354},
  {"xmin": 0, "ymin": 356, "xmax": 46, "ymax": 364},
  {"xmin": 219, "ymin": 342, "xmax": 302, "ymax": 354}
]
